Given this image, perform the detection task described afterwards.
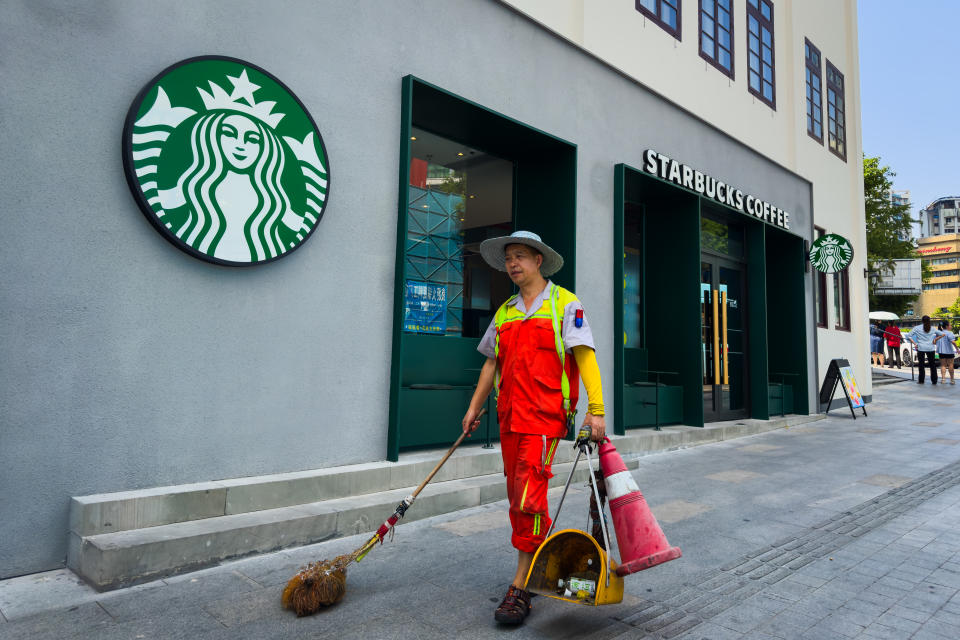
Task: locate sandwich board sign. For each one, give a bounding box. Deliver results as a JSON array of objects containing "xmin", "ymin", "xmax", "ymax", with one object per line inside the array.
[{"xmin": 819, "ymin": 358, "xmax": 866, "ymax": 418}]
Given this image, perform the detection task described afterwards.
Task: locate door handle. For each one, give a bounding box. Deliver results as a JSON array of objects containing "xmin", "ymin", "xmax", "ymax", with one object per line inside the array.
[
  {"xmin": 721, "ymin": 290, "xmax": 728, "ymax": 385},
  {"xmin": 712, "ymin": 289, "xmax": 720, "ymax": 385}
]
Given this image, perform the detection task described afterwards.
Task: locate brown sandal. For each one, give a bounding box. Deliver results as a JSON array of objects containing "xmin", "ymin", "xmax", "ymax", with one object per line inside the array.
[{"xmin": 494, "ymin": 585, "xmax": 532, "ymax": 624}]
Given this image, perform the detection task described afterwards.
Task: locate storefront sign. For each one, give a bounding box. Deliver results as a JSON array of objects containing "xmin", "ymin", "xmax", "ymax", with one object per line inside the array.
[
  {"xmin": 917, "ymin": 246, "xmax": 951, "ymax": 255},
  {"xmin": 404, "ymin": 281, "xmax": 447, "ymax": 334},
  {"xmin": 123, "ymin": 56, "xmax": 330, "ymax": 265},
  {"xmin": 643, "ymin": 150, "xmax": 790, "ymax": 230},
  {"xmin": 809, "ymin": 233, "xmax": 854, "ymax": 273}
]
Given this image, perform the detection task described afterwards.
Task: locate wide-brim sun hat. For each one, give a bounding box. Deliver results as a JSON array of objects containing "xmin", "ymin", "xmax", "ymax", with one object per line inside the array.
[{"xmin": 479, "ymin": 230, "xmax": 564, "ymax": 277}]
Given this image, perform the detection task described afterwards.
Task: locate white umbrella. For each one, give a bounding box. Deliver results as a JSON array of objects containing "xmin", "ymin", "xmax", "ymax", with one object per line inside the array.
[{"xmin": 868, "ymin": 311, "xmax": 899, "ymax": 320}]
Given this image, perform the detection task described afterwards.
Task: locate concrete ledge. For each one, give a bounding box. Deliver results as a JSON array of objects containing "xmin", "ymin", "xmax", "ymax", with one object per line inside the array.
[{"xmin": 68, "ymin": 414, "xmax": 822, "ymax": 589}]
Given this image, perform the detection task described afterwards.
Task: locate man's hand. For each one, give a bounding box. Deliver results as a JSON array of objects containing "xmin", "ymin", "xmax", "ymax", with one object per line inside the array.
[
  {"xmin": 582, "ymin": 413, "xmax": 606, "ymax": 442},
  {"xmin": 462, "ymin": 407, "xmax": 483, "ymax": 435}
]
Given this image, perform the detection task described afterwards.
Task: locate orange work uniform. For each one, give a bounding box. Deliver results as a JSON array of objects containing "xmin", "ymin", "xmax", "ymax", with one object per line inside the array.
[{"xmin": 488, "ymin": 284, "xmax": 587, "ymax": 552}]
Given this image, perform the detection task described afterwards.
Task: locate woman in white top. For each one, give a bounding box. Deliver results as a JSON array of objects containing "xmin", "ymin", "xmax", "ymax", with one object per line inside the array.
[
  {"xmin": 936, "ymin": 322, "xmax": 958, "ymax": 385},
  {"xmin": 906, "ymin": 316, "xmax": 945, "ymax": 385}
]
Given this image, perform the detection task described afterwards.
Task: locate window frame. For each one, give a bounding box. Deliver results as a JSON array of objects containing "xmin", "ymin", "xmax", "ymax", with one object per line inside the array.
[
  {"xmin": 826, "ymin": 59, "xmax": 847, "ymax": 161},
  {"xmin": 833, "ymin": 267, "xmax": 851, "ymax": 331},
  {"xmin": 699, "ymin": 0, "xmax": 735, "ymax": 79},
  {"xmin": 746, "ymin": 0, "xmax": 776, "ymax": 109},
  {"xmin": 804, "ymin": 38, "xmax": 824, "ymax": 144},
  {"xmin": 814, "ymin": 226, "xmax": 828, "ymax": 327},
  {"xmin": 636, "ymin": 0, "xmax": 682, "ymax": 40}
]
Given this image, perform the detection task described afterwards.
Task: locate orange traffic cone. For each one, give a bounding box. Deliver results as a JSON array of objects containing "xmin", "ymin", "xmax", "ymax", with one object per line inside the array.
[{"xmin": 598, "ymin": 439, "xmax": 681, "ymax": 577}]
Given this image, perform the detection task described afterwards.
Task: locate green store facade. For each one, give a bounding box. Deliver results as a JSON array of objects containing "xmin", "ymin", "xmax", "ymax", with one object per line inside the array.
[{"xmin": 387, "ymin": 77, "xmax": 814, "ymax": 461}]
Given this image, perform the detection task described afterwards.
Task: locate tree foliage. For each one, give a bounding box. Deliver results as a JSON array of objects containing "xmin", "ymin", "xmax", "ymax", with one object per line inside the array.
[
  {"xmin": 863, "ymin": 155, "xmax": 919, "ymax": 311},
  {"xmin": 863, "ymin": 156, "xmax": 914, "ymax": 266}
]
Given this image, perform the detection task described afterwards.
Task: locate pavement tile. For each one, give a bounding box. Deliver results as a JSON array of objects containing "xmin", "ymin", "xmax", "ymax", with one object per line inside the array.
[
  {"xmin": 859, "ymin": 621, "xmax": 907, "ymax": 639},
  {"xmin": 675, "ymin": 621, "xmax": 744, "ymax": 639},
  {"xmin": 809, "ymin": 614, "xmax": 866, "ymax": 638},
  {"xmin": 916, "ymin": 618, "xmax": 960, "ymax": 639},
  {"xmin": 874, "ymin": 610, "xmax": 923, "ymax": 634},
  {"xmin": 0, "ymin": 602, "xmax": 114, "ymax": 640},
  {"xmin": 652, "ymin": 500, "xmax": 713, "ymax": 524},
  {"xmin": 705, "ymin": 470, "xmax": 766, "ymax": 484}
]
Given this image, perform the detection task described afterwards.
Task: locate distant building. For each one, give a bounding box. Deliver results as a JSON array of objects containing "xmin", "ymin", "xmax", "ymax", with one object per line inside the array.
[
  {"xmin": 916, "ymin": 234, "xmax": 960, "ymax": 316},
  {"xmin": 888, "ymin": 190, "xmax": 912, "ymax": 240},
  {"xmin": 874, "ymin": 258, "xmax": 922, "ymax": 297},
  {"xmin": 919, "ymin": 197, "xmax": 960, "ymax": 238}
]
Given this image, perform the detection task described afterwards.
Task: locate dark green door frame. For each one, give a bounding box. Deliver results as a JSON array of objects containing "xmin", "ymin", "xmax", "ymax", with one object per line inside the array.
[
  {"xmin": 387, "ymin": 76, "xmax": 578, "ymax": 461},
  {"xmin": 614, "ymin": 163, "xmax": 808, "ymax": 432}
]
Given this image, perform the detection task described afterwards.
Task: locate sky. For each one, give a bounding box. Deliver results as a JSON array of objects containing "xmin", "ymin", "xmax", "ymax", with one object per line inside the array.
[{"xmin": 858, "ymin": 0, "xmax": 959, "ymax": 222}]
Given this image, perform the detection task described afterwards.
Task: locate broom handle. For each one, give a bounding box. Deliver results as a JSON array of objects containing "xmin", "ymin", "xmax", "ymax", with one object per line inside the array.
[{"xmin": 411, "ymin": 408, "xmax": 487, "ymax": 499}]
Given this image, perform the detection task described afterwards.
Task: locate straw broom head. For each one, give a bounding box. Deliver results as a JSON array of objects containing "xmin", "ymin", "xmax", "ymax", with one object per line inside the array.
[{"xmin": 281, "ymin": 554, "xmax": 351, "ymax": 616}]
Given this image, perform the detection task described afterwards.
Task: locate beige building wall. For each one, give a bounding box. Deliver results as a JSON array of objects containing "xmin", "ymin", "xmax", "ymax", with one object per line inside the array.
[
  {"xmin": 916, "ymin": 235, "xmax": 960, "ymax": 316},
  {"xmin": 500, "ymin": 0, "xmax": 869, "ymax": 395}
]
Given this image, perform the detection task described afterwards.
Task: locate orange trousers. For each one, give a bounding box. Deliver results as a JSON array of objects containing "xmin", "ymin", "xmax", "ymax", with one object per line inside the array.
[{"xmin": 501, "ymin": 432, "xmax": 561, "ymax": 552}]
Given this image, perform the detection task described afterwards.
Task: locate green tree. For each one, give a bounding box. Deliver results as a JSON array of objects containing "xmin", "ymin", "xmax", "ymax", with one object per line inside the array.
[{"xmin": 863, "ymin": 155, "xmax": 919, "ymax": 311}]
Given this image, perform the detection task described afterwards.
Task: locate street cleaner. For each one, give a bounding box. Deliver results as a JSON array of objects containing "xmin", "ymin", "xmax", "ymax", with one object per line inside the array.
[{"xmin": 461, "ymin": 230, "xmax": 606, "ymax": 625}]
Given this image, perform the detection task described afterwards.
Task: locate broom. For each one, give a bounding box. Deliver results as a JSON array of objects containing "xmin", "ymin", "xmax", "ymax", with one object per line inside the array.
[{"xmin": 282, "ymin": 409, "xmax": 485, "ymax": 616}]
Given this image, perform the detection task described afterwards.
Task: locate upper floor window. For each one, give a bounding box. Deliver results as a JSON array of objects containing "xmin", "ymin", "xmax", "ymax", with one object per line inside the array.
[
  {"xmin": 826, "ymin": 60, "xmax": 847, "ymax": 161},
  {"xmin": 805, "ymin": 39, "xmax": 823, "ymax": 143},
  {"xmin": 700, "ymin": 0, "xmax": 734, "ymax": 78},
  {"xmin": 746, "ymin": 0, "xmax": 775, "ymax": 108},
  {"xmin": 636, "ymin": 0, "xmax": 681, "ymax": 40}
]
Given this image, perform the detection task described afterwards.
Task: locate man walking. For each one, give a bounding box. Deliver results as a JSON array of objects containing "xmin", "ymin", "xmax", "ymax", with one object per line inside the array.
[
  {"xmin": 906, "ymin": 316, "xmax": 944, "ymax": 385},
  {"xmin": 462, "ymin": 230, "xmax": 605, "ymax": 626}
]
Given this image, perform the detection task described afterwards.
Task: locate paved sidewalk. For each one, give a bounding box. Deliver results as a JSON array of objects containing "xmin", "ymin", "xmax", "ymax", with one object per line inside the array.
[{"xmin": 2, "ymin": 381, "xmax": 959, "ymax": 639}]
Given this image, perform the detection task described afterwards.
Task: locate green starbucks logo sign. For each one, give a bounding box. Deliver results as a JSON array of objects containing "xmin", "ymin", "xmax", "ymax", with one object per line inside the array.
[
  {"xmin": 810, "ymin": 233, "xmax": 853, "ymax": 273},
  {"xmin": 123, "ymin": 56, "xmax": 330, "ymax": 265}
]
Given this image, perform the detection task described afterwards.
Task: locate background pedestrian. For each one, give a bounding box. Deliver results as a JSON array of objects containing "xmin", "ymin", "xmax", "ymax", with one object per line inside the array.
[
  {"xmin": 936, "ymin": 321, "xmax": 957, "ymax": 385},
  {"xmin": 906, "ymin": 316, "xmax": 944, "ymax": 385},
  {"xmin": 884, "ymin": 321, "xmax": 902, "ymax": 369}
]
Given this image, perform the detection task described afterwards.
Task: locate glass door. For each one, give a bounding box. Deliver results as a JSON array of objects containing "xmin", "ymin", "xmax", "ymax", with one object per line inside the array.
[{"xmin": 701, "ymin": 256, "xmax": 749, "ymax": 421}]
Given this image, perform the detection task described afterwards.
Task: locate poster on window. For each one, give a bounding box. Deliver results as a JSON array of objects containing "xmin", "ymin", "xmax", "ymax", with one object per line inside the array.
[
  {"xmin": 838, "ymin": 365, "xmax": 865, "ymax": 408},
  {"xmin": 404, "ymin": 280, "xmax": 447, "ymax": 334}
]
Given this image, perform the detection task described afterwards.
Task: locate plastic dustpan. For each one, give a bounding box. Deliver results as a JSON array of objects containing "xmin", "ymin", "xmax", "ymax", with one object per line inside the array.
[{"xmin": 524, "ymin": 528, "xmax": 624, "ymax": 606}]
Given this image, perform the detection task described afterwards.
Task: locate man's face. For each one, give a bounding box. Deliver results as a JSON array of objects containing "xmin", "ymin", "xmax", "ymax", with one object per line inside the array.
[{"xmin": 504, "ymin": 243, "xmax": 543, "ymax": 287}]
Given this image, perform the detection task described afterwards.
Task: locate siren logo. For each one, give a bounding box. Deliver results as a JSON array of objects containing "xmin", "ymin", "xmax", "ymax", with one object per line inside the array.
[
  {"xmin": 809, "ymin": 234, "xmax": 854, "ymax": 273},
  {"xmin": 123, "ymin": 56, "xmax": 330, "ymax": 265}
]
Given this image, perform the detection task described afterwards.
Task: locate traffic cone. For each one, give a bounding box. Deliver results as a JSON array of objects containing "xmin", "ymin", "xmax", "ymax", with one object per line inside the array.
[{"xmin": 597, "ymin": 439, "xmax": 681, "ymax": 577}]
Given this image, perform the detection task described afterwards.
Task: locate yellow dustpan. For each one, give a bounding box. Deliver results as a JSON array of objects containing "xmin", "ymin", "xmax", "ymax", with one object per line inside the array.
[{"xmin": 524, "ymin": 528, "xmax": 624, "ymax": 606}]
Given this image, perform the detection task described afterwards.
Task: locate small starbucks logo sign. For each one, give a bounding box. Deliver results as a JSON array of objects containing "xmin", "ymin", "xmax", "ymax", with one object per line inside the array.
[
  {"xmin": 810, "ymin": 234, "xmax": 854, "ymax": 273},
  {"xmin": 123, "ymin": 56, "xmax": 330, "ymax": 265}
]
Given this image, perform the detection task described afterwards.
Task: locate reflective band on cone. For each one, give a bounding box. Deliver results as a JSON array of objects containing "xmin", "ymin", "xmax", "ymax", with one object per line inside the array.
[{"xmin": 604, "ymin": 470, "xmax": 640, "ymax": 500}]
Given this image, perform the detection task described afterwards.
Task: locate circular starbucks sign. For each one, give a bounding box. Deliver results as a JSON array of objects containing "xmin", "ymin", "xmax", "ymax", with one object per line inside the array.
[
  {"xmin": 809, "ymin": 233, "xmax": 854, "ymax": 273},
  {"xmin": 123, "ymin": 56, "xmax": 330, "ymax": 266}
]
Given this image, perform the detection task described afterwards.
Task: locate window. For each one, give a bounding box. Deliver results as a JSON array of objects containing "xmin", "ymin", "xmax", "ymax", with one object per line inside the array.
[
  {"xmin": 700, "ymin": 0, "xmax": 734, "ymax": 77},
  {"xmin": 405, "ymin": 127, "xmax": 513, "ymax": 337},
  {"xmin": 923, "ymin": 282, "xmax": 960, "ymax": 291},
  {"xmin": 833, "ymin": 268, "xmax": 850, "ymax": 331},
  {"xmin": 637, "ymin": 0, "xmax": 681, "ymax": 39},
  {"xmin": 814, "ymin": 227, "xmax": 827, "ymax": 327},
  {"xmin": 746, "ymin": 0, "xmax": 775, "ymax": 108},
  {"xmin": 804, "ymin": 39, "xmax": 823, "ymax": 143},
  {"xmin": 826, "ymin": 60, "xmax": 846, "ymax": 160}
]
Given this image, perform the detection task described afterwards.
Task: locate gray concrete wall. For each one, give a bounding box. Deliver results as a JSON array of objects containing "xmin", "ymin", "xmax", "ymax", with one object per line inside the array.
[{"xmin": 0, "ymin": 0, "xmax": 813, "ymax": 578}]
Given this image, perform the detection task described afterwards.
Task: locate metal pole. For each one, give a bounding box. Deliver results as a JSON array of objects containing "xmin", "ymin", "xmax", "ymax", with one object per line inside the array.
[{"xmin": 583, "ymin": 444, "xmax": 613, "ymax": 587}]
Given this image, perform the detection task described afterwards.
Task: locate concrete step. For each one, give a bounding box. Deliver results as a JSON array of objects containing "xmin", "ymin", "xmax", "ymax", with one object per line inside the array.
[{"xmin": 68, "ymin": 414, "xmax": 822, "ymax": 590}]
